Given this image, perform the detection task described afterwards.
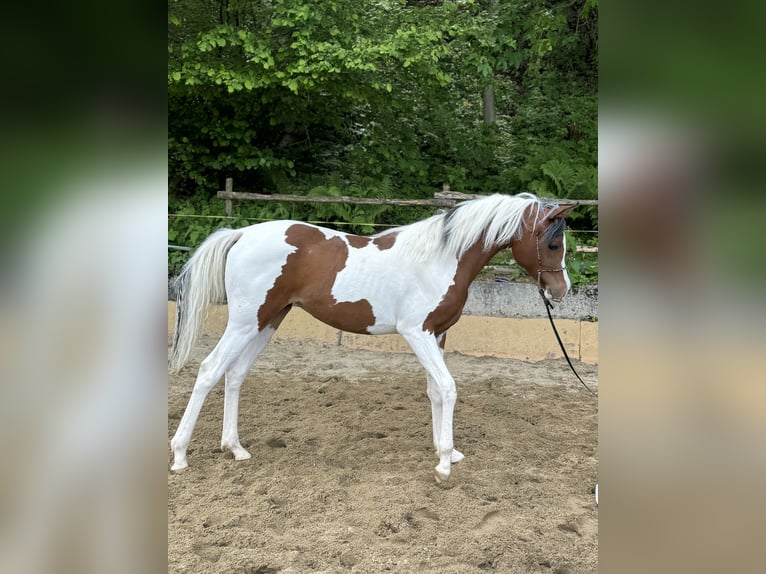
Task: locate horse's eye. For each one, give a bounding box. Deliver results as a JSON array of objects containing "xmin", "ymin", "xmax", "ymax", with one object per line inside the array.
[{"xmin": 548, "ymin": 244, "xmax": 560, "ymax": 251}]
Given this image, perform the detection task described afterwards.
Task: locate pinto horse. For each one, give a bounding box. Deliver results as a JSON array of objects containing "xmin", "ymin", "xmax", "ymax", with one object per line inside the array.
[{"xmin": 169, "ymin": 193, "xmax": 575, "ymax": 481}]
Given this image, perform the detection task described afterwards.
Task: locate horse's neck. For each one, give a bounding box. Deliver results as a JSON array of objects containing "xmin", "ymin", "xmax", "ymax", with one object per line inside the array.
[{"xmin": 452, "ymin": 242, "xmax": 505, "ymax": 287}]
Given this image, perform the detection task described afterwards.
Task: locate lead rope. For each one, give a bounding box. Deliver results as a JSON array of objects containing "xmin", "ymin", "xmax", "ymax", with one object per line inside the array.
[{"xmin": 539, "ymin": 288, "xmax": 598, "ymax": 398}]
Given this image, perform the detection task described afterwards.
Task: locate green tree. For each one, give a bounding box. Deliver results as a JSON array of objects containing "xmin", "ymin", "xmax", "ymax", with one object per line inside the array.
[{"xmin": 168, "ymin": 0, "xmax": 597, "ymax": 266}]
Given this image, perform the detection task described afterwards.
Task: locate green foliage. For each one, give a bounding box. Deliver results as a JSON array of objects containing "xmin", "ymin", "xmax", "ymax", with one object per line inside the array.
[
  {"xmin": 305, "ymin": 177, "xmax": 393, "ymax": 235},
  {"xmin": 565, "ymin": 230, "xmax": 599, "ymax": 286},
  {"xmin": 168, "ymin": 0, "xmax": 598, "ymax": 284}
]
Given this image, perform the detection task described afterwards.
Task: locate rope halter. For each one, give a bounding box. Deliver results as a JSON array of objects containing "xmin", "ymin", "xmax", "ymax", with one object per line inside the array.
[{"xmin": 535, "ymin": 232, "xmax": 567, "ymax": 288}]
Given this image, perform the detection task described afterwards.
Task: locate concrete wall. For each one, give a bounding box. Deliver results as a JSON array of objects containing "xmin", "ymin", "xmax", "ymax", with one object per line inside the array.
[
  {"xmin": 464, "ymin": 281, "xmax": 598, "ymax": 320},
  {"xmin": 167, "ymin": 281, "xmax": 598, "ymax": 363}
]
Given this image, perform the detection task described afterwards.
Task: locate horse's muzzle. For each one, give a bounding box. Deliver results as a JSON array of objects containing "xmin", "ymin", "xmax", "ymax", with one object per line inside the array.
[{"xmin": 541, "ymin": 287, "xmax": 565, "ymax": 305}]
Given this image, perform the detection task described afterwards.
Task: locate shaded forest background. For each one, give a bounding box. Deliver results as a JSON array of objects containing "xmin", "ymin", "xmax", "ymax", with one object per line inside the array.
[{"xmin": 168, "ymin": 0, "xmax": 597, "ymax": 282}]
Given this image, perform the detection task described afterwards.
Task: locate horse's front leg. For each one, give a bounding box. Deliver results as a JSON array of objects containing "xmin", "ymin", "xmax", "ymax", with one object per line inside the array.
[
  {"xmin": 428, "ymin": 333, "xmax": 464, "ymax": 464},
  {"xmin": 402, "ymin": 329, "xmax": 459, "ymax": 481},
  {"xmin": 426, "ymin": 374, "xmax": 465, "ymax": 465}
]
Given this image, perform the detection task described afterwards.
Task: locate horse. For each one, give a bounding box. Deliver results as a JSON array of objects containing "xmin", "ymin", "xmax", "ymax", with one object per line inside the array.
[{"xmin": 169, "ymin": 192, "xmax": 575, "ymax": 481}]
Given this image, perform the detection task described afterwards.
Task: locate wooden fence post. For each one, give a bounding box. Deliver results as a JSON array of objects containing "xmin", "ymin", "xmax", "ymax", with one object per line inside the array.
[{"xmin": 224, "ymin": 178, "xmax": 233, "ymax": 217}]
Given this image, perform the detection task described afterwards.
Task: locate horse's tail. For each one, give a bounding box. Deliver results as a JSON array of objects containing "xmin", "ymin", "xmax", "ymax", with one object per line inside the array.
[{"xmin": 169, "ymin": 228, "xmax": 242, "ymax": 371}]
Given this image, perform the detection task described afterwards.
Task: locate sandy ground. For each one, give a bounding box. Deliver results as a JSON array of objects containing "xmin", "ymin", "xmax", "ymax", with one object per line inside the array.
[{"xmin": 168, "ymin": 336, "xmax": 598, "ymax": 573}]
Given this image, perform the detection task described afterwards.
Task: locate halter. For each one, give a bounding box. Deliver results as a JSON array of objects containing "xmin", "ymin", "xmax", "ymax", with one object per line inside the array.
[
  {"xmin": 534, "ymin": 232, "xmax": 567, "ymax": 287},
  {"xmin": 533, "ymin": 219, "xmax": 596, "ymax": 398}
]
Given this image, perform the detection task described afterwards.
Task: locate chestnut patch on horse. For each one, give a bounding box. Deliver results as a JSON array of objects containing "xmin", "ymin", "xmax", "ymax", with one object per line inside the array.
[
  {"xmin": 372, "ymin": 233, "xmax": 396, "ymax": 250},
  {"xmin": 346, "ymin": 235, "xmax": 371, "ymax": 249},
  {"xmin": 422, "ymin": 242, "xmax": 495, "ymax": 335},
  {"xmin": 258, "ymin": 224, "xmax": 377, "ymax": 333},
  {"xmin": 343, "ymin": 233, "xmax": 397, "ymax": 251}
]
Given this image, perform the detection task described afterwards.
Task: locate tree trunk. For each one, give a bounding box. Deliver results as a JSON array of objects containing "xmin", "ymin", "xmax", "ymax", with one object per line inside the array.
[
  {"xmin": 482, "ymin": 0, "xmax": 498, "ymax": 126},
  {"xmin": 482, "ymin": 84, "xmax": 496, "ymax": 125}
]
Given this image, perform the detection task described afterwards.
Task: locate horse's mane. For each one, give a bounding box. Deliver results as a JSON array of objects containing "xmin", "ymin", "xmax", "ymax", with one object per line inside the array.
[{"xmin": 375, "ymin": 193, "xmax": 545, "ymax": 261}]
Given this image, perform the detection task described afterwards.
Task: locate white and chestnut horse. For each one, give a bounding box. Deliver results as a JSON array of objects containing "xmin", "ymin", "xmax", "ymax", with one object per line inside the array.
[{"xmin": 169, "ymin": 193, "xmax": 574, "ymax": 480}]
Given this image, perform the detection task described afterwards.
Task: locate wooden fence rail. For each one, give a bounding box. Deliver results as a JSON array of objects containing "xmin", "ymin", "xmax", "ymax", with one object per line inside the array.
[
  {"xmin": 217, "ymin": 178, "xmax": 597, "ymax": 217},
  {"xmin": 218, "ymin": 190, "xmax": 457, "ymax": 209},
  {"xmin": 211, "ymin": 178, "xmax": 598, "ymax": 254}
]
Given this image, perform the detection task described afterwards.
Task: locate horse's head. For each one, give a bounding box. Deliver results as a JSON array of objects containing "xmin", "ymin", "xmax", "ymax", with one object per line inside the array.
[{"xmin": 511, "ymin": 204, "xmax": 576, "ymax": 303}]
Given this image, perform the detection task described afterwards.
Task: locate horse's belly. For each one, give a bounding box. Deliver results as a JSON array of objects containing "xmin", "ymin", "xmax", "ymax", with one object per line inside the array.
[{"xmin": 293, "ymin": 300, "xmax": 394, "ymax": 335}]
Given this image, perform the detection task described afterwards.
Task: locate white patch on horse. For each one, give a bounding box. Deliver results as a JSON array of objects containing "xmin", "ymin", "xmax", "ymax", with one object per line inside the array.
[
  {"xmin": 225, "ymin": 221, "xmax": 297, "ymax": 330},
  {"xmin": 332, "ymin": 234, "xmax": 458, "ymax": 335}
]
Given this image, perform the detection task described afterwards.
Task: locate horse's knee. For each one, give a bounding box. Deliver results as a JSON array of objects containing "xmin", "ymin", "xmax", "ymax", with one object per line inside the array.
[{"xmin": 429, "ymin": 387, "xmax": 456, "ymax": 410}]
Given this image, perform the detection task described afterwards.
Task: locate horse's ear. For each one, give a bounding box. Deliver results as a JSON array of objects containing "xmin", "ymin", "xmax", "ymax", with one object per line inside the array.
[{"xmin": 544, "ymin": 204, "xmax": 577, "ymax": 220}]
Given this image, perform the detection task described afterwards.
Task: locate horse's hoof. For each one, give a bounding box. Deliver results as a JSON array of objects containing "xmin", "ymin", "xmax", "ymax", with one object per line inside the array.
[
  {"xmin": 223, "ymin": 442, "xmax": 252, "ymax": 461},
  {"xmin": 170, "ymin": 460, "xmax": 188, "ymax": 472},
  {"xmin": 451, "ymin": 449, "xmax": 465, "ymax": 463},
  {"xmin": 434, "ymin": 465, "xmax": 451, "ymax": 482},
  {"xmin": 233, "ymin": 449, "xmax": 252, "ymax": 461}
]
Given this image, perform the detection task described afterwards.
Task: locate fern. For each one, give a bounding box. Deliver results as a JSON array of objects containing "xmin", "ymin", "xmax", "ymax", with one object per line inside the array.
[
  {"xmin": 528, "ymin": 179, "xmax": 550, "ymax": 196},
  {"xmin": 541, "ymin": 159, "xmax": 575, "ymax": 195}
]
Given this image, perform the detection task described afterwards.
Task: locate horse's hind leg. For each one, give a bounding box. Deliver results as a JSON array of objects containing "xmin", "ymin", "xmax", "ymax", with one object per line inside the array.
[
  {"xmin": 221, "ymin": 307, "xmax": 290, "ymax": 461},
  {"xmin": 170, "ymin": 323, "xmax": 259, "ymax": 471}
]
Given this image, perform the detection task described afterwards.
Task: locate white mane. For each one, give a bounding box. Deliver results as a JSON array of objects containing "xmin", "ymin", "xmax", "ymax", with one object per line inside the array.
[{"xmin": 376, "ymin": 193, "xmax": 543, "ymax": 261}]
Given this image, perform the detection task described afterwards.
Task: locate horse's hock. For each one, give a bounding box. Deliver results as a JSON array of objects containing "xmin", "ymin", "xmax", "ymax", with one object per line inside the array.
[{"xmin": 167, "ymin": 281, "xmax": 598, "ymax": 363}]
